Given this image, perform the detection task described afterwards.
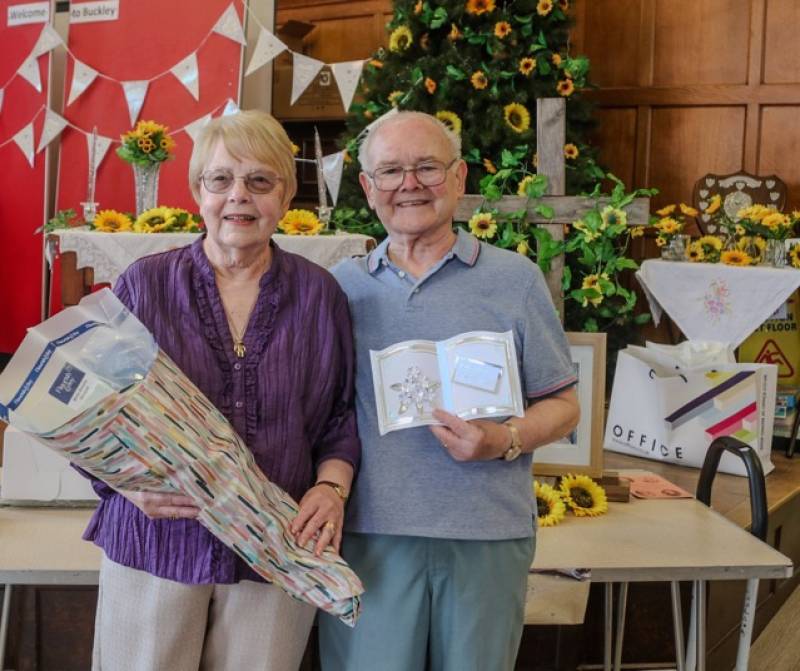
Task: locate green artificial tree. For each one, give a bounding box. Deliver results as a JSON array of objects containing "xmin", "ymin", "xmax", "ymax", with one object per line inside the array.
[{"xmin": 331, "ymin": 0, "xmax": 654, "ymax": 338}]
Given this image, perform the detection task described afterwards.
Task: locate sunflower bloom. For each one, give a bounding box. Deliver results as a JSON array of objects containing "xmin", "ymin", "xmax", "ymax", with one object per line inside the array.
[
  {"xmin": 721, "ymin": 250, "xmax": 752, "ymax": 266},
  {"xmin": 494, "ymin": 21, "xmax": 512, "ymax": 38},
  {"xmin": 534, "ymin": 481, "xmax": 566, "ymax": 527},
  {"xmin": 424, "ymin": 77, "xmax": 437, "ymax": 94},
  {"xmin": 680, "ymin": 203, "xmax": 699, "ymax": 217},
  {"xmin": 630, "ymin": 226, "xmax": 644, "ymax": 238},
  {"xmin": 468, "ymin": 212, "xmax": 498, "ymax": 239},
  {"xmin": 471, "ymin": 70, "xmax": 488, "ymax": 89},
  {"xmin": 601, "ymin": 206, "xmax": 627, "ymax": 229},
  {"xmin": 503, "ymin": 102, "xmax": 531, "ymax": 133},
  {"xmin": 483, "ymin": 158, "xmax": 497, "ymax": 174},
  {"xmin": 134, "ymin": 206, "xmax": 178, "ymax": 233},
  {"xmin": 389, "ymin": 25, "xmax": 413, "ymax": 52},
  {"xmin": 369, "ymin": 59, "xmax": 383, "ymax": 69},
  {"xmin": 388, "ymin": 90, "xmax": 404, "ymax": 107},
  {"xmin": 656, "ymin": 204, "xmax": 676, "ymax": 216},
  {"xmin": 414, "ymin": 0, "xmax": 423, "ymax": 14},
  {"xmin": 435, "ymin": 110, "xmax": 462, "ymax": 135},
  {"xmin": 559, "ymin": 474, "xmax": 608, "ymax": 517},
  {"xmin": 762, "ymin": 211, "xmax": 791, "ymax": 232},
  {"xmin": 537, "ymin": 0, "xmax": 554, "ymax": 16},
  {"xmin": 517, "ymin": 175, "xmax": 535, "ymax": 196},
  {"xmin": 448, "ymin": 23, "xmax": 462, "ymax": 40},
  {"xmin": 552, "ymin": 53, "xmax": 562, "ymax": 67},
  {"xmin": 705, "ymin": 194, "xmax": 722, "ymax": 215},
  {"xmin": 290, "ymin": 142, "xmax": 300, "ymax": 156},
  {"xmin": 518, "ymin": 58, "xmax": 536, "ymax": 76},
  {"xmin": 789, "ymin": 244, "xmax": 800, "ymax": 268},
  {"xmin": 737, "ymin": 204, "xmax": 771, "ymax": 221},
  {"xmin": 656, "ymin": 217, "xmax": 681, "ymax": 235},
  {"xmin": 698, "ymin": 235, "xmax": 723, "ymax": 251},
  {"xmin": 278, "ymin": 209, "xmax": 323, "ymax": 236},
  {"xmin": 465, "ymin": 0, "xmax": 495, "ymax": 15},
  {"xmin": 563, "ymin": 143, "xmax": 579, "ymax": 159},
  {"xmin": 93, "ymin": 209, "xmax": 133, "ymax": 233},
  {"xmin": 556, "ymin": 78, "xmax": 574, "ymax": 96},
  {"xmin": 687, "ymin": 243, "xmax": 704, "ymax": 262},
  {"xmin": 517, "ymin": 240, "xmax": 530, "ymax": 256}
]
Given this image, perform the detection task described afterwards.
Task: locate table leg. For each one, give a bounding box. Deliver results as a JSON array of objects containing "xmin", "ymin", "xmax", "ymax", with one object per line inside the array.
[
  {"xmin": 735, "ymin": 578, "xmax": 759, "ymax": 671},
  {"xmin": 604, "ymin": 583, "xmax": 613, "ymax": 671},
  {"xmin": 695, "ymin": 580, "xmax": 706, "ymax": 671},
  {"xmin": 613, "ymin": 582, "xmax": 628, "ymax": 671},
  {"xmin": 686, "ymin": 583, "xmax": 697, "ymax": 671},
  {"xmin": 0, "ymin": 584, "xmax": 11, "ymax": 669},
  {"xmin": 670, "ymin": 581, "xmax": 686, "ymax": 671}
]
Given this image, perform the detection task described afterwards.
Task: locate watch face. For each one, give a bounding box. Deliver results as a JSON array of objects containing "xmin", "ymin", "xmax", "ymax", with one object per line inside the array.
[{"xmin": 504, "ymin": 445, "xmax": 522, "ymax": 461}]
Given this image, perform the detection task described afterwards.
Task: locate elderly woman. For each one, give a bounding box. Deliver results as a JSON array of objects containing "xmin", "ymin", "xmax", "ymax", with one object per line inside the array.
[{"xmin": 83, "ymin": 110, "xmax": 359, "ymax": 671}]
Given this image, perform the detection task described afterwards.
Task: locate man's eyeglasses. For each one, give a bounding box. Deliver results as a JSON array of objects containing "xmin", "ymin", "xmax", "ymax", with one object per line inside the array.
[
  {"xmin": 366, "ymin": 158, "xmax": 458, "ymax": 191},
  {"xmin": 200, "ymin": 169, "xmax": 282, "ymax": 195}
]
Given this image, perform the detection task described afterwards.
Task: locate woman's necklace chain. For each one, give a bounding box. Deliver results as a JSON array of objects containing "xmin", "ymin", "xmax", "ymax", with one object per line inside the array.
[{"xmin": 222, "ymin": 299, "xmax": 256, "ymax": 359}]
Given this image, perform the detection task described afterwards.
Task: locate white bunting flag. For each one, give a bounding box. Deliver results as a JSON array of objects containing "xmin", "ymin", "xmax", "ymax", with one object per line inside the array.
[
  {"xmin": 0, "ymin": 89, "xmax": 4, "ymax": 114},
  {"xmin": 18, "ymin": 57, "xmax": 42, "ymax": 93},
  {"xmin": 36, "ymin": 109, "xmax": 68, "ymax": 152},
  {"xmin": 171, "ymin": 52, "xmax": 200, "ymax": 100},
  {"xmin": 212, "ymin": 4, "xmax": 246, "ymax": 45},
  {"xmin": 245, "ymin": 28, "xmax": 287, "ymax": 76},
  {"xmin": 222, "ymin": 99, "xmax": 240, "ymax": 116},
  {"xmin": 13, "ymin": 122, "xmax": 35, "ymax": 167},
  {"xmin": 68, "ymin": 59, "xmax": 99, "ymax": 106},
  {"xmin": 32, "ymin": 24, "xmax": 63, "ymax": 57},
  {"xmin": 122, "ymin": 80, "xmax": 149, "ymax": 126},
  {"xmin": 291, "ymin": 53, "xmax": 325, "ymax": 105},
  {"xmin": 331, "ymin": 60, "xmax": 365, "ymax": 112},
  {"xmin": 184, "ymin": 114, "xmax": 212, "ymax": 144},
  {"xmin": 321, "ymin": 151, "xmax": 346, "ymax": 206},
  {"xmin": 86, "ymin": 132, "xmax": 113, "ymax": 172}
]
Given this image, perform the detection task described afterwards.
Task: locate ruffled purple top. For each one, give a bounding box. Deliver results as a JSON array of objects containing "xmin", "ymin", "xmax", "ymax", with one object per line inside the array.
[{"xmin": 82, "ymin": 236, "xmax": 360, "ymax": 584}]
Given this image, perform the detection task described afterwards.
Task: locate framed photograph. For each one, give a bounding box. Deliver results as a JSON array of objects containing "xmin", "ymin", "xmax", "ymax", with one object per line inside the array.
[{"xmin": 532, "ymin": 332, "xmax": 606, "ymax": 478}]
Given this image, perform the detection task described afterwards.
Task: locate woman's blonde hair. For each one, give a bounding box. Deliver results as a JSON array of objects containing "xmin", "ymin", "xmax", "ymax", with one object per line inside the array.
[{"xmin": 188, "ymin": 109, "xmax": 297, "ymax": 207}]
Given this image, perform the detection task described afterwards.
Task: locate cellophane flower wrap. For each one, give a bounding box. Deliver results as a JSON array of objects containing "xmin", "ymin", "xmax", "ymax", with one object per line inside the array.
[{"xmin": 0, "ymin": 289, "xmax": 363, "ymax": 626}]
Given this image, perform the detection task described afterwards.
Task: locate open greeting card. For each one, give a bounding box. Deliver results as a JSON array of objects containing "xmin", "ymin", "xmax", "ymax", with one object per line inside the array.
[{"xmin": 370, "ymin": 330, "xmax": 524, "ymax": 435}]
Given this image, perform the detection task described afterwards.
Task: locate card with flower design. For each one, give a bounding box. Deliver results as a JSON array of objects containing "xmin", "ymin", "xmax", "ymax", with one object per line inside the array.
[{"xmin": 370, "ymin": 330, "xmax": 524, "ymax": 435}]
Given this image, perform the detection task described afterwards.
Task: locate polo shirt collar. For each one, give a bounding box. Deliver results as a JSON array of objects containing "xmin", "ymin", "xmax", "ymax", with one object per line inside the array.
[{"xmin": 366, "ymin": 227, "xmax": 481, "ymax": 274}]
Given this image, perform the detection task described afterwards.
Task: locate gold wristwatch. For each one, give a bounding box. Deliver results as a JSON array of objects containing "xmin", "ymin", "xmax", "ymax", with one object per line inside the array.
[
  {"xmin": 501, "ymin": 422, "xmax": 522, "ymax": 461},
  {"xmin": 316, "ymin": 480, "xmax": 349, "ymax": 501}
]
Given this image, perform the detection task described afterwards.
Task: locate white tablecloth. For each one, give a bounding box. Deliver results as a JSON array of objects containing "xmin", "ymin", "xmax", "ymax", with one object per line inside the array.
[
  {"xmin": 49, "ymin": 228, "xmax": 374, "ymax": 285},
  {"xmin": 636, "ymin": 259, "xmax": 800, "ymax": 347}
]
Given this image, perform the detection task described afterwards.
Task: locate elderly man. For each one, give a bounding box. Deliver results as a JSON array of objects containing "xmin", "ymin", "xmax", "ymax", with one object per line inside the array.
[{"xmin": 319, "ymin": 111, "xmax": 580, "ymax": 671}]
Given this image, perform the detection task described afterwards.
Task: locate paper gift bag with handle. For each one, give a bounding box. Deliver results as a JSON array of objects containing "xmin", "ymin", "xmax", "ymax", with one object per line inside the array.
[{"xmin": 603, "ymin": 343, "xmax": 776, "ymax": 476}]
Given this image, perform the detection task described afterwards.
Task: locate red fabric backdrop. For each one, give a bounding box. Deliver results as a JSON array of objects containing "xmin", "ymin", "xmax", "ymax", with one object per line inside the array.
[{"xmin": 0, "ymin": 3, "xmax": 50, "ymax": 353}]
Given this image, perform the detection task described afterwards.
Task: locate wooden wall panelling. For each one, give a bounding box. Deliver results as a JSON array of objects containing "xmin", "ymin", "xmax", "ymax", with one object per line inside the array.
[
  {"xmin": 591, "ymin": 108, "xmax": 638, "ymax": 188},
  {"xmin": 759, "ymin": 106, "xmax": 800, "ymax": 211},
  {"xmin": 579, "ymin": 0, "xmax": 642, "ymax": 88},
  {"xmin": 763, "ymin": 0, "xmax": 800, "ymax": 85}
]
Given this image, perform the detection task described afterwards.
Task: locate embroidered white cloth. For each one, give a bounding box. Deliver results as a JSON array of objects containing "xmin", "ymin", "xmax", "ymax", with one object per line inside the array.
[
  {"xmin": 49, "ymin": 228, "xmax": 374, "ymax": 284},
  {"xmin": 636, "ymin": 259, "xmax": 800, "ymax": 347}
]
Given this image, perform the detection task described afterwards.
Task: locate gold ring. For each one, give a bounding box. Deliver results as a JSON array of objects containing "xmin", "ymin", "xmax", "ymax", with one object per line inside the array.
[{"xmin": 324, "ymin": 521, "xmax": 336, "ymax": 532}]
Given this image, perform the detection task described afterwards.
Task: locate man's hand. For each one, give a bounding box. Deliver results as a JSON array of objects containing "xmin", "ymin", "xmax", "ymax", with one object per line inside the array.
[
  {"xmin": 121, "ymin": 491, "xmax": 200, "ymax": 520},
  {"xmin": 429, "ymin": 408, "xmax": 510, "ymax": 461}
]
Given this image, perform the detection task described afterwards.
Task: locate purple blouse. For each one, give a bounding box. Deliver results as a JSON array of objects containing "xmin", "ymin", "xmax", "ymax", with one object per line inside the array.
[{"xmin": 82, "ymin": 236, "xmax": 360, "ymax": 584}]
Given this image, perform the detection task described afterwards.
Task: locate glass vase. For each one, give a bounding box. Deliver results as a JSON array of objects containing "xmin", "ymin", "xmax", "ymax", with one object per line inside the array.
[
  {"xmin": 132, "ymin": 162, "xmax": 160, "ymax": 217},
  {"xmin": 766, "ymin": 239, "xmax": 787, "ymax": 268}
]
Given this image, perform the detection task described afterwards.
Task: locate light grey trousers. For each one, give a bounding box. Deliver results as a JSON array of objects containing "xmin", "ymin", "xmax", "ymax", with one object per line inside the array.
[{"xmin": 92, "ymin": 555, "xmax": 316, "ymax": 671}]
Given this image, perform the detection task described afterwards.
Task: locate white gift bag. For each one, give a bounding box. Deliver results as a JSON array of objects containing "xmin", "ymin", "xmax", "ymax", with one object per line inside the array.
[{"xmin": 604, "ymin": 344, "xmax": 776, "ymax": 476}]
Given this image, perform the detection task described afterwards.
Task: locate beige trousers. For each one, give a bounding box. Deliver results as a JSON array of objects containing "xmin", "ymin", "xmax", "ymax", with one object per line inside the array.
[{"xmin": 93, "ymin": 555, "xmax": 316, "ymax": 671}]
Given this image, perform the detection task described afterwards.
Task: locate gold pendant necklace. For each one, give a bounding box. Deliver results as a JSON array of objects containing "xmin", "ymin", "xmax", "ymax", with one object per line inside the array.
[{"xmin": 222, "ymin": 302, "xmax": 252, "ymax": 359}]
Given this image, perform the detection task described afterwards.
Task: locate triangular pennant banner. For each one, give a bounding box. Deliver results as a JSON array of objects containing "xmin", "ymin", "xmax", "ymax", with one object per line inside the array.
[
  {"xmin": 13, "ymin": 123, "xmax": 35, "ymax": 167},
  {"xmin": 330, "ymin": 60, "xmax": 365, "ymax": 112},
  {"xmin": 171, "ymin": 52, "xmax": 200, "ymax": 101},
  {"xmin": 37, "ymin": 109, "xmax": 68, "ymax": 152},
  {"xmin": 86, "ymin": 133, "xmax": 113, "ymax": 173},
  {"xmin": 245, "ymin": 28, "xmax": 287, "ymax": 76},
  {"xmin": 291, "ymin": 53, "xmax": 325, "ymax": 105},
  {"xmin": 68, "ymin": 59, "xmax": 98, "ymax": 106},
  {"xmin": 184, "ymin": 114, "xmax": 212, "ymax": 143},
  {"xmin": 321, "ymin": 151, "xmax": 345, "ymax": 206},
  {"xmin": 18, "ymin": 57, "xmax": 42, "ymax": 93},
  {"xmin": 32, "ymin": 24, "xmax": 63, "ymax": 57},
  {"xmin": 122, "ymin": 80, "xmax": 149, "ymax": 126},
  {"xmin": 212, "ymin": 4, "xmax": 246, "ymax": 45},
  {"xmin": 222, "ymin": 99, "xmax": 239, "ymax": 116}
]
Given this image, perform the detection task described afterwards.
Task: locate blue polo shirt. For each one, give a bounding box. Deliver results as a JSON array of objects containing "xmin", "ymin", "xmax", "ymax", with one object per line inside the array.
[{"xmin": 332, "ymin": 228, "xmax": 576, "ymax": 540}]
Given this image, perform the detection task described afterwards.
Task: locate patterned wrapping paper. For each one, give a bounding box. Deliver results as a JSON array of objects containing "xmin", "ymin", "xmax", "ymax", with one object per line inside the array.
[{"xmin": 37, "ymin": 350, "xmax": 363, "ymax": 626}]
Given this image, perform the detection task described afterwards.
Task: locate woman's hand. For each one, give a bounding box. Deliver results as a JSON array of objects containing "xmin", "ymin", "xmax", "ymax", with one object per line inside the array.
[
  {"xmin": 120, "ymin": 490, "xmax": 201, "ymax": 520},
  {"xmin": 290, "ymin": 485, "xmax": 345, "ymax": 556}
]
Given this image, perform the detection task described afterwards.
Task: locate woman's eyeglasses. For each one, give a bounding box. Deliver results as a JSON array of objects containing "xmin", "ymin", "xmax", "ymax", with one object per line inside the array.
[{"xmin": 200, "ymin": 169, "xmax": 282, "ymax": 195}]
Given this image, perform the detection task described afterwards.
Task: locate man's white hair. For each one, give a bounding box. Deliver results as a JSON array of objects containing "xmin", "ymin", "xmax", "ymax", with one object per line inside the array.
[{"xmin": 358, "ymin": 111, "xmax": 462, "ymax": 172}]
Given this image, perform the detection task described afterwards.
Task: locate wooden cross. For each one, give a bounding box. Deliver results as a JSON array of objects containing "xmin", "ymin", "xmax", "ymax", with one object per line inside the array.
[{"xmin": 454, "ymin": 98, "xmax": 650, "ymax": 318}]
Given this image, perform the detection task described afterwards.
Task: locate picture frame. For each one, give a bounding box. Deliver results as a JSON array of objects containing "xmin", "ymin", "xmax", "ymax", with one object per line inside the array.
[{"xmin": 532, "ymin": 332, "xmax": 606, "ymax": 478}]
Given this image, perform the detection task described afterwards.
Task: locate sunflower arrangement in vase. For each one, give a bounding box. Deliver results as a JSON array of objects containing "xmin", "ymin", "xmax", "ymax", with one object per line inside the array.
[
  {"xmin": 117, "ymin": 120, "xmax": 176, "ymax": 216},
  {"xmin": 652, "ymin": 203, "xmax": 697, "ymax": 260},
  {"xmin": 533, "ymin": 474, "xmax": 608, "ymax": 527}
]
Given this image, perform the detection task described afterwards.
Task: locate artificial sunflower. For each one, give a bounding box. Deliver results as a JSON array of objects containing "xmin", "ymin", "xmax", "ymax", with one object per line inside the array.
[
  {"xmin": 552, "ymin": 53, "xmax": 563, "ymax": 67},
  {"xmin": 448, "ymin": 23, "xmax": 462, "ymax": 40},
  {"xmin": 93, "ymin": 209, "xmax": 132, "ymax": 233},
  {"xmin": 435, "ymin": 110, "xmax": 462, "ymax": 135},
  {"xmin": 559, "ymin": 474, "xmax": 608, "ymax": 517},
  {"xmin": 705, "ymin": 194, "xmax": 722, "ymax": 215},
  {"xmin": 388, "ymin": 90, "xmax": 404, "ymax": 107},
  {"xmin": 465, "ymin": 0, "xmax": 495, "ymax": 15},
  {"xmin": 737, "ymin": 235, "xmax": 766, "ymax": 260},
  {"xmin": 737, "ymin": 204, "xmax": 771, "ymax": 221},
  {"xmin": 762, "ymin": 211, "xmax": 791, "ymax": 232},
  {"xmin": 735, "ymin": 224, "xmax": 746, "ymax": 236},
  {"xmin": 601, "ymin": 205, "xmax": 627, "ymax": 229},
  {"xmin": 503, "ymin": 102, "xmax": 530, "ymax": 133},
  {"xmin": 468, "ymin": 212, "xmax": 498, "ymax": 239},
  {"xmin": 687, "ymin": 243, "xmax": 704, "ymax": 262},
  {"xmin": 656, "ymin": 217, "xmax": 681, "ymax": 235},
  {"xmin": 563, "ymin": 143, "xmax": 579, "ymax": 159},
  {"xmin": 630, "ymin": 226, "xmax": 645, "ymax": 238},
  {"xmin": 518, "ymin": 58, "xmax": 536, "ymax": 76},
  {"xmin": 655, "ymin": 237, "xmax": 666, "ymax": 247},
  {"xmin": 424, "ymin": 77, "xmax": 437, "ymax": 94},
  {"xmin": 721, "ymin": 250, "xmax": 752, "ymax": 266},
  {"xmin": 580, "ymin": 273, "xmax": 607, "ymax": 307},
  {"xmin": 517, "ymin": 175, "xmax": 535, "ymax": 196},
  {"xmin": 389, "ymin": 25, "xmax": 413, "ymax": 52},
  {"xmin": 656, "ymin": 204, "xmax": 676, "ymax": 216},
  {"xmin": 483, "ymin": 158, "xmax": 497, "ymax": 174},
  {"xmin": 789, "ymin": 243, "xmax": 800, "ymax": 269},
  {"xmin": 413, "ymin": 0, "xmax": 423, "ymax": 14},
  {"xmin": 537, "ymin": 0, "xmax": 554, "ymax": 16},
  {"xmin": 679, "ymin": 203, "xmax": 699, "ymax": 217},
  {"xmin": 556, "ymin": 78, "xmax": 575, "ymax": 96},
  {"xmin": 290, "ymin": 142, "xmax": 300, "ymax": 156},
  {"xmin": 494, "ymin": 21, "xmax": 512, "ymax": 38},
  {"xmin": 368, "ymin": 59, "xmax": 383, "ymax": 69},
  {"xmin": 516, "ymin": 240, "xmax": 530, "ymax": 256},
  {"xmin": 534, "ymin": 481, "xmax": 566, "ymax": 527},
  {"xmin": 471, "ymin": 70, "xmax": 488, "ymax": 89},
  {"xmin": 134, "ymin": 206, "xmax": 179, "ymax": 233},
  {"xmin": 278, "ymin": 209, "xmax": 323, "ymax": 236}
]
